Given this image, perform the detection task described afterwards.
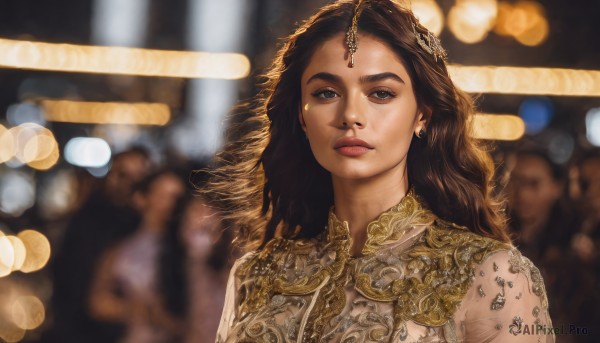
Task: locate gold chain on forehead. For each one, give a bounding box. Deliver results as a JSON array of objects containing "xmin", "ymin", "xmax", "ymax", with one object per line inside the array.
[
  {"xmin": 345, "ymin": 0, "xmax": 366, "ymax": 68},
  {"xmin": 345, "ymin": 0, "xmax": 448, "ymax": 65}
]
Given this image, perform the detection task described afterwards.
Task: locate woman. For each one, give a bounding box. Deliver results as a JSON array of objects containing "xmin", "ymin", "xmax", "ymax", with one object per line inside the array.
[
  {"xmin": 507, "ymin": 149, "xmax": 573, "ymax": 266},
  {"xmin": 160, "ymin": 190, "xmax": 233, "ymax": 343},
  {"xmin": 89, "ymin": 170, "xmax": 185, "ymax": 343},
  {"xmin": 206, "ymin": 1, "xmax": 553, "ymax": 342}
]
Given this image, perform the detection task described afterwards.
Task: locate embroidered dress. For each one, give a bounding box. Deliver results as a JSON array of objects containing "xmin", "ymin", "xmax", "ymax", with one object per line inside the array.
[{"xmin": 216, "ymin": 191, "xmax": 554, "ymax": 342}]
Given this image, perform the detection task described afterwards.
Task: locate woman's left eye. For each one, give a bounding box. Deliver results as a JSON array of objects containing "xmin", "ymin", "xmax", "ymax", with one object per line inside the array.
[
  {"xmin": 311, "ymin": 89, "xmax": 338, "ymax": 99},
  {"xmin": 370, "ymin": 90, "xmax": 395, "ymax": 100}
]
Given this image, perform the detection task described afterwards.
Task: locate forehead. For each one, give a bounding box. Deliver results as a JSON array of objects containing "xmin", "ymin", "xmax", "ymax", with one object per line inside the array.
[
  {"xmin": 301, "ymin": 32, "xmax": 411, "ymax": 84},
  {"xmin": 513, "ymin": 155, "xmax": 552, "ymax": 178}
]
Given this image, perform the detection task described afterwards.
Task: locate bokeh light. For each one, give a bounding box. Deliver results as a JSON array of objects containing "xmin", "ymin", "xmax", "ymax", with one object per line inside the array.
[
  {"xmin": 38, "ymin": 169, "xmax": 78, "ymax": 219},
  {"xmin": 0, "ymin": 123, "xmax": 60, "ymax": 170},
  {"xmin": 0, "ymin": 231, "xmax": 15, "ymax": 278},
  {"xmin": 42, "ymin": 100, "xmax": 171, "ymax": 126},
  {"xmin": 6, "ymin": 236, "xmax": 26, "ymax": 271},
  {"xmin": 547, "ymin": 131, "xmax": 575, "ymax": 164},
  {"xmin": 0, "ymin": 124, "xmax": 16, "ymax": 163},
  {"xmin": 411, "ymin": 0, "xmax": 444, "ymax": 36},
  {"xmin": 586, "ymin": 108, "xmax": 600, "ymax": 147},
  {"xmin": 16, "ymin": 230, "xmax": 51, "ymax": 273},
  {"xmin": 471, "ymin": 114, "xmax": 525, "ymax": 140},
  {"xmin": 494, "ymin": 2, "xmax": 516, "ymax": 37},
  {"xmin": 0, "ymin": 38, "xmax": 250, "ymax": 79},
  {"xmin": 64, "ymin": 137, "xmax": 112, "ymax": 168},
  {"xmin": 519, "ymin": 97, "xmax": 554, "ymax": 134},
  {"xmin": 448, "ymin": 0, "xmax": 498, "ymax": 44},
  {"xmin": 0, "ymin": 321, "xmax": 25, "ymax": 343},
  {"xmin": 0, "ymin": 172, "xmax": 35, "ymax": 217},
  {"xmin": 448, "ymin": 65, "xmax": 600, "ymax": 96},
  {"xmin": 6, "ymin": 102, "xmax": 46, "ymax": 126},
  {"xmin": 494, "ymin": 1, "xmax": 549, "ymax": 46},
  {"xmin": 11, "ymin": 296, "xmax": 45, "ymax": 330}
]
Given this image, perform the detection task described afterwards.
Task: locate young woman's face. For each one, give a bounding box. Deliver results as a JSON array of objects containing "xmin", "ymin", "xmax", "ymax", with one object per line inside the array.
[
  {"xmin": 300, "ymin": 33, "xmax": 425, "ymax": 181},
  {"xmin": 508, "ymin": 155, "xmax": 562, "ymax": 223}
]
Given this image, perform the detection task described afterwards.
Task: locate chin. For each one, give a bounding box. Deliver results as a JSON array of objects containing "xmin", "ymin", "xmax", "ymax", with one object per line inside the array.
[{"xmin": 327, "ymin": 165, "xmax": 382, "ymax": 181}]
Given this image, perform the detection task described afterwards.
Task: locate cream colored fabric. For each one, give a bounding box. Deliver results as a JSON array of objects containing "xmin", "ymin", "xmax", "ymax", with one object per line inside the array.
[{"xmin": 216, "ymin": 192, "xmax": 554, "ymax": 342}]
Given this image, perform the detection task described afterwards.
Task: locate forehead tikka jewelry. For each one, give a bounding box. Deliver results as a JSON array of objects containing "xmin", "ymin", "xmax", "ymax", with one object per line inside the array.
[
  {"xmin": 345, "ymin": 1, "xmax": 448, "ymax": 66},
  {"xmin": 345, "ymin": 0, "xmax": 366, "ymax": 68}
]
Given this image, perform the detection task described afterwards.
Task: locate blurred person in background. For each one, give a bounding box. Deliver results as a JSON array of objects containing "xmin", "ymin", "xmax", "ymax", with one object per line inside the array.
[
  {"xmin": 565, "ymin": 149, "xmax": 600, "ymax": 336},
  {"xmin": 506, "ymin": 149, "xmax": 574, "ymax": 267},
  {"xmin": 159, "ymin": 189, "xmax": 233, "ymax": 343},
  {"xmin": 571, "ymin": 149, "xmax": 600, "ymax": 265},
  {"xmin": 88, "ymin": 169, "xmax": 185, "ymax": 343},
  {"xmin": 47, "ymin": 147, "xmax": 151, "ymax": 343},
  {"xmin": 505, "ymin": 149, "xmax": 577, "ymax": 333}
]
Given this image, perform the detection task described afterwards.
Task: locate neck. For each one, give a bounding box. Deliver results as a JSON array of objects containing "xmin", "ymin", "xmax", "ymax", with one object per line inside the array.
[
  {"xmin": 141, "ymin": 214, "xmax": 166, "ymax": 234},
  {"xmin": 332, "ymin": 165, "xmax": 409, "ymax": 255}
]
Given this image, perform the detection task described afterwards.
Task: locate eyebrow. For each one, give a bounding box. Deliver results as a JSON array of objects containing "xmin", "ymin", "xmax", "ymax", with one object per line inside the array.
[
  {"xmin": 360, "ymin": 72, "xmax": 405, "ymax": 84},
  {"xmin": 306, "ymin": 72, "xmax": 405, "ymax": 85}
]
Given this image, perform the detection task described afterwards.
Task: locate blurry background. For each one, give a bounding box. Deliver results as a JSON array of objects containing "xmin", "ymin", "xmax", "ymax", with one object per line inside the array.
[{"xmin": 0, "ymin": 0, "xmax": 599, "ymax": 342}]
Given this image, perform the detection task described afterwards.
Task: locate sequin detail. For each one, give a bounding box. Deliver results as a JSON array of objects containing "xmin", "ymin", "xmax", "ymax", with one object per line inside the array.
[{"xmin": 222, "ymin": 191, "xmax": 551, "ymax": 342}]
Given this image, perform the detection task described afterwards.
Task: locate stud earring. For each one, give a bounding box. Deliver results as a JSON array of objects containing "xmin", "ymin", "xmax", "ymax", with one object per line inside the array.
[{"xmin": 418, "ymin": 128, "xmax": 426, "ymax": 139}]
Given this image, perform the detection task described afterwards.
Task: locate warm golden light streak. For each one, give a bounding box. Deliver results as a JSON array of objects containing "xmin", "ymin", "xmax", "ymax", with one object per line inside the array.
[
  {"xmin": 449, "ymin": 65, "xmax": 600, "ymax": 97},
  {"xmin": 0, "ymin": 38, "xmax": 250, "ymax": 79},
  {"xmin": 42, "ymin": 100, "xmax": 171, "ymax": 126},
  {"xmin": 471, "ymin": 113, "xmax": 525, "ymax": 141}
]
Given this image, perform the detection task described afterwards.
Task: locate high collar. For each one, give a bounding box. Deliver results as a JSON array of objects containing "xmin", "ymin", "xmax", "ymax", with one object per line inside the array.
[{"xmin": 327, "ymin": 188, "xmax": 437, "ymax": 255}]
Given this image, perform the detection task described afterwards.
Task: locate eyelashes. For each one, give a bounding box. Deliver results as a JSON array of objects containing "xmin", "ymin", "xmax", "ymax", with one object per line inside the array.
[
  {"xmin": 310, "ymin": 88, "xmax": 397, "ymax": 101},
  {"xmin": 311, "ymin": 88, "xmax": 338, "ymax": 99},
  {"xmin": 370, "ymin": 89, "xmax": 396, "ymax": 100}
]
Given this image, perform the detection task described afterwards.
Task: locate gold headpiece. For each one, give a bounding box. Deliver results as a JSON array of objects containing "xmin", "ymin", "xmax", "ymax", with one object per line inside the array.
[
  {"xmin": 345, "ymin": 1, "xmax": 448, "ymax": 65},
  {"xmin": 345, "ymin": 0, "xmax": 366, "ymax": 68},
  {"xmin": 412, "ymin": 22, "xmax": 447, "ymax": 62}
]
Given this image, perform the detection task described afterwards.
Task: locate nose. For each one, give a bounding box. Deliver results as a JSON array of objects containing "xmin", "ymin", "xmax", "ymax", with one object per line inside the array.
[{"xmin": 339, "ymin": 91, "xmax": 367, "ymax": 129}]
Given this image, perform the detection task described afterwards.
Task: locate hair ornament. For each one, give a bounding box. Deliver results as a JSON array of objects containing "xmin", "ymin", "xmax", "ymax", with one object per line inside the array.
[
  {"xmin": 345, "ymin": 0, "xmax": 366, "ymax": 67},
  {"xmin": 346, "ymin": 1, "xmax": 447, "ymax": 64},
  {"xmin": 411, "ymin": 21, "xmax": 447, "ymax": 62}
]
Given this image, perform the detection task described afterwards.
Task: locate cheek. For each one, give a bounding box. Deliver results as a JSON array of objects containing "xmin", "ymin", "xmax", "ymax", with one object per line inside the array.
[
  {"xmin": 377, "ymin": 110, "xmax": 418, "ymax": 148},
  {"xmin": 302, "ymin": 106, "xmax": 334, "ymax": 140}
]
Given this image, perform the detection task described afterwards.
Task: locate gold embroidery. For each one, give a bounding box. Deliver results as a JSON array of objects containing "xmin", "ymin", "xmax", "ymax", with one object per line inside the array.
[
  {"xmin": 507, "ymin": 249, "xmax": 549, "ymax": 309},
  {"xmin": 361, "ymin": 188, "xmax": 436, "ymax": 254},
  {"xmin": 355, "ymin": 221, "xmax": 507, "ymax": 326},
  {"xmin": 230, "ymin": 191, "xmax": 546, "ymax": 342}
]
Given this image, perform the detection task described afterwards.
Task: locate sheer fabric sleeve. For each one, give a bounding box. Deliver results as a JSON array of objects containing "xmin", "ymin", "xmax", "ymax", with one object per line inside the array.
[
  {"xmin": 215, "ymin": 252, "xmax": 255, "ymax": 343},
  {"xmin": 452, "ymin": 249, "xmax": 554, "ymax": 343}
]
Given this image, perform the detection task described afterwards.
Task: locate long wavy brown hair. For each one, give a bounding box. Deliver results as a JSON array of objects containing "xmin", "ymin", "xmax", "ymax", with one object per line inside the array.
[{"xmin": 203, "ymin": 0, "xmax": 510, "ymax": 250}]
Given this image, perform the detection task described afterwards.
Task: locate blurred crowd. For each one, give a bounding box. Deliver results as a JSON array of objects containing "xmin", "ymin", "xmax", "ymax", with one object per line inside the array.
[
  {"xmin": 22, "ymin": 144, "xmax": 600, "ymax": 343},
  {"xmin": 502, "ymin": 146, "xmax": 600, "ymax": 342},
  {"xmin": 40, "ymin": 148, "xmax": 234, "ymax": 343}
]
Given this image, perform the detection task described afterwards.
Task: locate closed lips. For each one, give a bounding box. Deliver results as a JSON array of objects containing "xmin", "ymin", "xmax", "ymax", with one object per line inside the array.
[{"xmin": 334, "ymin": 137, "xmax": 373, "ymax": 149}]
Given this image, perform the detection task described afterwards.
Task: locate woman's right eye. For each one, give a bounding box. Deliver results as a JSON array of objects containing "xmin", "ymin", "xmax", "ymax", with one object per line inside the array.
[{"xmin": 312, "ymin": 89, "xmax": 338, "ymax": 99}]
